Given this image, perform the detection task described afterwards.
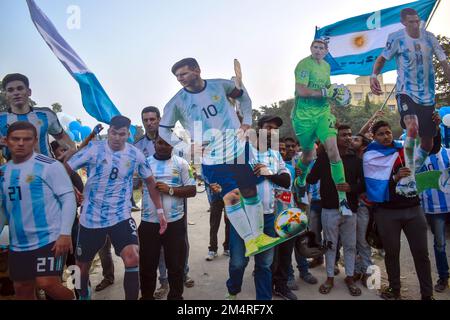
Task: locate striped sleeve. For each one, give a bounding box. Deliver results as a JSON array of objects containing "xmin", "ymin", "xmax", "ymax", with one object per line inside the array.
[{"xmin": 67, "ymin": 142, "xmax": 95, "ymax": 171}]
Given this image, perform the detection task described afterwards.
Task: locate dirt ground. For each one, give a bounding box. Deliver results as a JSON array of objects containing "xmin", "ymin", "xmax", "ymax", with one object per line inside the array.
[
  {"xmin": 0, "ymin": 191, "xmax": 449, "ymax": 300},
  {"xmin": 90, "ymin": 192, "xmax": 449, "ymax": 300}
]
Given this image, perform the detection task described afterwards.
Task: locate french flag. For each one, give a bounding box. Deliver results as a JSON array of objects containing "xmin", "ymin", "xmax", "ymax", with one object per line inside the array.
[{"xmin": 363, "ymin": 141, "xmax": 403, "ymax": 202}]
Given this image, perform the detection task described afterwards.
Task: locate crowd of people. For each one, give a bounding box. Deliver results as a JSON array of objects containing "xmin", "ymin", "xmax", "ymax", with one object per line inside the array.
[{"xmin": 0, "ymin": 7, "xmax": 449, "ymax": 301}]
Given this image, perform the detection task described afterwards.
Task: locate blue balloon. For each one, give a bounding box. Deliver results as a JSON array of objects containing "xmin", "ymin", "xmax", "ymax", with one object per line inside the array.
[
  {"xmin": 438, "ymin": 106, "xmax": 450, "ymax": 118},
  {"xmin": 67, "ymin": 130, "xmax": 75, "ymax": 141},
  {"xmin": 69, "ymin": 121, "xmax": 82, "ymax": 132},
  {"xmin": 80, "ymin": 126, "xmax": 92, "ymax": 140},
  {"xmin": 71, "ymin": 130, "xmax": 81, "ymax": 142}
]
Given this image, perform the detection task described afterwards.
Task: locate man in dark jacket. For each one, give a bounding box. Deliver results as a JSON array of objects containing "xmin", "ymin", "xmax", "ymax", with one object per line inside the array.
[{"xmin": 307, "ymin": 125, "xmax": 365, "ymax": 296}]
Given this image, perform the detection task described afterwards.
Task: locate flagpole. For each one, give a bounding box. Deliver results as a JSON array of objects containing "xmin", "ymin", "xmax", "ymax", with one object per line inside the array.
[
  {"xmin": 425, "ymin": 0, "xmax": 441, "ymax": 29},
  {"xmin": 378, "ymin": 0, "xmax": 441, "ymax": 112},
  {"xmin": 378, "ymin": 85, "xmax": 396, "ymax": 112}
]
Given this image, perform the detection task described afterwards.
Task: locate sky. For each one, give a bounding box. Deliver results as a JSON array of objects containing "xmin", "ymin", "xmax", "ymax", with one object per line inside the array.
[{"xmin": 1, "ymin": 0, "xmax": 449, "ymax": 129}]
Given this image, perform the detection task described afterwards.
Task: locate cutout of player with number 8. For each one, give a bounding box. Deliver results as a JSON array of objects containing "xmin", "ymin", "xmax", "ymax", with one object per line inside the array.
[{"xmin": 64, "ymin": 115, "xmax": 166, "ymax": 300}]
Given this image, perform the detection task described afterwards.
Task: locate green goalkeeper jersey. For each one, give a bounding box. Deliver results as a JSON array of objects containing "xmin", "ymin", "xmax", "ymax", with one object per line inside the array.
[{"xmin": 293, "ymin": 56, "xmax": 331, "ymax": 119}]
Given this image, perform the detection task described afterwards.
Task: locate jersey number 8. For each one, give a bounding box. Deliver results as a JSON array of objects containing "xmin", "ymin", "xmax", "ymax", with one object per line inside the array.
[{"xmin": 109, "ymin": 167, "xmax": 119, "ymax": 180}]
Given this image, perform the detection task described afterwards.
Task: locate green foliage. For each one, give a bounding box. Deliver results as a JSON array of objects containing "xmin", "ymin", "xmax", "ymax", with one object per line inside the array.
[
  {"xmin": 254, "ymin": 101, "xmax": 296, "ymax": 139},
  {"xmin": 134, "ymin": 125, "xmax": 144, "ymax": 141},
  {"xmin": 256, "ymin": 98, "xmax": 404, "ymax": 141},
  {"xmin": 332, "ymin": 102, "xmax": 403, "ymax": 138},
  {"xmin": 51, "ymin": 102, "xmax": 63, "ymax": 113}
]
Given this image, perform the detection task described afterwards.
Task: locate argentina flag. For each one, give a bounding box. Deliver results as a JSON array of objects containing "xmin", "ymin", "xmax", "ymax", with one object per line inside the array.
[
  {"xmin": 315, "ymin": 0, "xmax": 438, "ymax": 76},
  {"xmin": 363, "ymin": 141, "xmax": 404, "ymax": 202},
  {"xmin": 26, "ymin": 0, "xmax": 121, "ymax": 124}
]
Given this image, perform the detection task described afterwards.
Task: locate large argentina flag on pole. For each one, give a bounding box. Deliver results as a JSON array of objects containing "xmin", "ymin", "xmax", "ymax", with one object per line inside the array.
[
  {"xmin": 315, "ymin": 0, "xmax": 437, "ymax": 76},
  {"xmin": 26, "ymin": 0, "xmax": 121, "ymax": 124}
]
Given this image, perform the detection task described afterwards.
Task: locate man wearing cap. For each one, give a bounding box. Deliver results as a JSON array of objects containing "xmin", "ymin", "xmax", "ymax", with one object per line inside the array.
[
  {"xmin": 225, "ymin": 115, "xmax": 291, "ymax": 300},
  {"xmin": 0, "ymin": 73, "xmax": 75, "ymax": 160},
  {"xmin": 292, "ymin": 40, "xmax": 353, "ymax": 217},
  {"xmin": 64, "ymin": 115, "xmax": 166, "ymax": 300}
]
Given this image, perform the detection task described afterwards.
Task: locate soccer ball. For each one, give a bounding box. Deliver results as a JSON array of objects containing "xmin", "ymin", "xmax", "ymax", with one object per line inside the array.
[
  {"xmin": 274, "ymin": 207, "xmax": 308, "ymax": 238},
  {"xmin": 333, "ymin": 84, "xmax": 352, "ymax": 107}
]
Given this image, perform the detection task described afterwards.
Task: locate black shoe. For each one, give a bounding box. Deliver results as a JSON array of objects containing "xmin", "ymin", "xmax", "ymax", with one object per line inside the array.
[
  {"xmin": 421, "ymin": 295, "xmax": 435, "ymax": 300},
  {"xmin": 380, "ymin": 287, "xmax": 401, "ymax": 300},
  {"xmin": 95, "ymin": 278, "xmax": 114, "ymax": 292},
  {"xmin": 0, "ymin": 278, "xmax": 15, "ymax": 296},
  {"xmin": 434, "ymin": 278, "xmax": 448, "ymax": 293},
  {"xmin": 273, "ymin": 287, "xmax": 298, "ymax": 300}
]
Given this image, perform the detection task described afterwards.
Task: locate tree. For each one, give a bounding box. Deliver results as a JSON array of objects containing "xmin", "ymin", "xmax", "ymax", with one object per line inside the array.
[
  {"xmin": 134, "ymin": 125, "xmax": 144, "ymax": 141},
  {"xmin": 255, "ymin": 97, "xmax": 403, "ymax": 143},
  {"xmin": 251, "ymin": 109, "xmax": 262, "ymax": 128},
  {"xmin": 255, "ymin": 100, "xmax": 296, "ymax": 139},
  {"xmin": 51, "ymin": 102, "xmax": 62, "ymax": 113},
  {"xmin": 434, "ymin": 35, "xmax": 450, "ymax": 106},
  {"xmin": 364, "ymin": 93, "xmax": 371, "ymax": 113},
  {"xmin": 332, "ymin": 102, "xmax": 403, "ymax": 138}
]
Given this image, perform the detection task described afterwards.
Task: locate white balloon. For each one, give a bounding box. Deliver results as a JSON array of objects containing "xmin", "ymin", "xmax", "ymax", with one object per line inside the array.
[
  {"xmin": 57, "ymin": 112, "xmax": 77, "ymax": 130},
  {"xmin": 443, "ymin": 114, "xmax": 450, "ymax": 127}
]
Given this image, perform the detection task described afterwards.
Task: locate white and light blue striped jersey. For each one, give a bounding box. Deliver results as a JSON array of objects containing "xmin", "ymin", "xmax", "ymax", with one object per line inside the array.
[
  {"xmin": 0, "ymin": 107, "xmax": 64, "ymax": 158},
  {"xmin": 274, "ymin": 162, "xmax": 295, "ymax": 215},
  {"xmin": 250, "ymin": 146, "xmax": 290, "ymax": 215},
  {"xmin": 382, "ymin": 29, "xmax": 447, "ymax": 106},
  {"xmin": 304, "ymin": 158, "xmax": 320, "ymax": 202},
  {"xmin": 67, "ymin": 141, "xmax": 153, "ymax": 228},
  {"xmin": 134, "ymin": 134, "xmax": 187, "ymax": 160},
  {"xmin": 160, "ymin": 79, "xmax": 252, "ymax": 165},
  {"xmin": 419, "ymin": 147, "xmax": 450, "ymax": 214},
  {"xmin": 308, "ymin": 182, "xmax": 321, "ymax": 202},
  {"xmin": 0, "ymin": 153, "xmax": 74, "ymax": 251},
  {"xmin": 141, "ymin": 155, "xmax": 195, "ymax": 223},
  {"xmin": 134, "ymin": 135, "xmax": 156, "ymax": 158}
]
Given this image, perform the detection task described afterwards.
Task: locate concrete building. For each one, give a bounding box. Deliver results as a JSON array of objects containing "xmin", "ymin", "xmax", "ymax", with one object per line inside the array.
[{"xmin": 347, "ymin": 75, "xmax": 397, "ymax": 112}]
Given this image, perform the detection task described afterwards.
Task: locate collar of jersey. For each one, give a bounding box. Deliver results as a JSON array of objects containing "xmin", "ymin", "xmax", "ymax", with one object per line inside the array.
[
  {"xmin": 153, "ymin": 153, "xmax": 172, "ymax": 161},
  {"xmin": 183, "ymin": 80, "xmax": 207, "ymax": 94},
  {"xmin": 9, "ymin": 152, "xmax": 36, "ymax": 166},
  {"xmin": 404, "ymin": 28, "xmax": 423, "ymax": 41},
  {"xmin": 106, "ymin": 141, "xmax": 128, "ymax": 154},
  {"xmin": 7, "ymin": 105, "xmax": 34, "ymax": 115}
]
